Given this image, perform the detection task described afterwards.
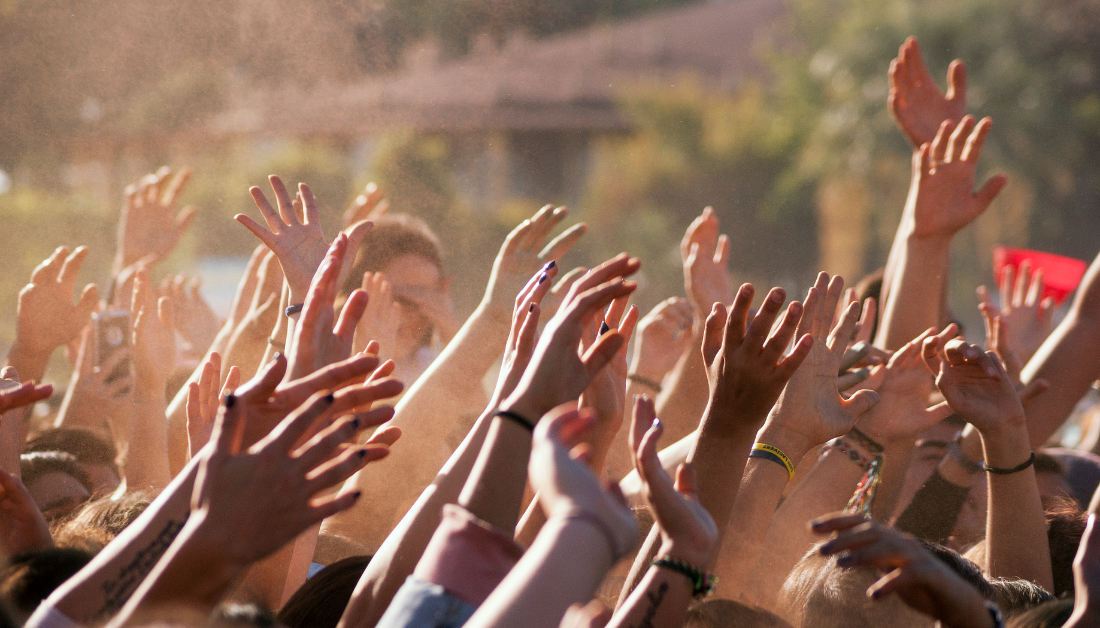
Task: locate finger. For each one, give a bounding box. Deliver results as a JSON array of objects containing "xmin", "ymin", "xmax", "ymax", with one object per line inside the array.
[
  {"xmin": 265, "ymin": 391, "xmax": 338, "ymax": 452},
  {"xmin": 162, "ymin": 167, "xmax": 192, "ymax": 206},
  {"xmin": 842, "ymin": 389, "xmax": 880, "ymax": 418},
  {"xmin": 946, "ymin": 59, "xmax": 966, "ymax": 104},
  {"xmin": 294, "ymin": 415, "xmax": 368, "ymax": 470},
  {"xmin": 946, "ymin": 115, "xmax": 976, "ymax": 162},
  {"xmin": 247, "ymin": 185, "xmax": 284, "ymax": 233},
  {"xmin": 306, "ymin": 488, "xmax": 372, "ymax": 526},
  {"xmin": 299, "ymin": 183, "xmax": 321, "ymax": 225},
  {"xmin": 1025, "ymin": 269, "xmax": 1044, "ymax": 308},
  {"xmin": 366, "ymin": 425, "xmax": 402, "ymax": 447},
  {"xmin": 810, "ymin": 511, "xmax": 870, "ymax": 534},
  {"xmin": 234, "ymin": 353, "xmax": 288, "ymax": 402},
  {"xmin": 58, "ymin": 246, "xmax": 89, "ymax": 290},
  {"xmin": 343, "ymin": 220, "xmax": 375, "ymax": 265},
  {"xmin": 30, "ymin": 246, "xmax": 67, "ymax": 284},
  {"xmin": 581, "ymin": 330, "xmax": 627, "ymax": 376},
  {"xmin": 1014, "ymin": 260, "xmax": 1031, "ymax": 308},
  {"xmin": 629, "ymin": 395, "xmax": 657, "ymax": 458},
  {"xmin": 763, "ymin": 300, "xmax": 804, "ymax": 361},
  {"xmin": 724, "ymin": 283, "xmax": 756, "ymax": 349},
  {"xmin": 854, "ymin": 297, "xmax": 876, "ymax": 344},
  {"xmin": 538, "ymin": 223, "xmax": 588, "ymax": 262},
  {"xmin": 930, "ymin": 120, "xmax": 952, "ymax": 163},
  {"xmin": 837, "ymin": 368, "xmax": 872, "ymax": 392},
  {"xmin": 521, "ymin": 205, "xmax": 561, "ymax": 249},
  {"xmin": 960, "ymin": 116, "xmax": 992, "ymax": 163},
  {"xmin": 743, "ymin": 286, "xmax": 784, "ymax": 351},
  {"xmin": 212, "ymin": 393, "xmax": 243, "ymax": 453},
  {"xmin": 269, "ymin": 175, "xmax": 297, "ymax": 225},
  {"xmin": 173, "ymin": 206, "xmax": 197, "ymax": 236},
  {"xmin": 567, "ymin": 254, "xmax": 640, "ymax": 302},
  {"xmin": 335, "ymin": 290, "xmax": 369, "ymax": 346},
  {"xmin": 1018, "ymin": 378, "xmax": 1050, "ymax": 406},
  {"xmin": 974, "ymin": 174, "xmax": 1007, "ymax": 209},
  {"xmin": 714, "ymin": 233, "xmax": 730, "ymax": 266},
  {"xmin": 235, "ymin": 213, "xmax": 278, "ymax": 249},
  {"xmin": 827, "ymin": 301, "xmax": 861, "ymax": 358},
  {"xmin": 331, "ymin": 379, "xmax": 404, "ymax": 416},
  {"xmin": 701, "ymin": 303, "xmax": 726, "ymax": 364}
]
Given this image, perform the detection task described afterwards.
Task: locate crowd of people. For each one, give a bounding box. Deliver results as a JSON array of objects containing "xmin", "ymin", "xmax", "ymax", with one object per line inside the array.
[{"xmin": 0, "ymin": 36, "xmax": 1099, "ymax": 628}]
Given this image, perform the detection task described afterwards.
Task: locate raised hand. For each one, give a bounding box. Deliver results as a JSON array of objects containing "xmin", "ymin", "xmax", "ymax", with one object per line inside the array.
[
  {"xmin": 10, "ymin": 246, "xmax": 99, "ymax": 382},
  {"xmin": 0, "ymin": 376, "xmax": 52, "ymax": 416},
  {"xmin": 813, "ymin": 512, "xmax": 995, "ymax": 627},
  {"xmin": 115, "ymin": 167, "xmax": 196, "ymax": 271},
  {"xmin": 854, "ymin": 327, "xmax": 955, "ymax": 446},
  {"xmin": 530, "ymin": 406, "xmax": 638, "ymax": 556},
  {"xmin": 223, "ymin": 250, "xmax": 284, "ymax": 380},
  {"xmin": 631, "ymin": 396, "xmax": 717, "ymax": 567},
  {"xmin": 352, "ymin": 272, "xmax": 400, "ymax": 359},
  {"xmin": 185, "ymin": 352, "xmax": 240, "ymax": 460},
  {"xmin": 130, "ymin": 268, "xmax": 176, "ymax": 398},
  {"xmin": 480, "ymin": 205, "xmax": 587, "ymax": 319},
  {"xmin": 162, "ymin": 275, "xmax": 220, "ymax": 357},
  {"xmin": 577, "ymin": 295, "xmax": 639, "ymax": 472},
  {"xmin": 499, "ymin": 254, "xmax": 640, "ymax": 422},
  {"xmin": 977, "ymin": 260, "xmax": 1055, "ymax": 368},
  {"xmin": 343, "ymin": 182, "xmax": 389, "ymax": 228},
  {"xmin": 286, "ymin": 234, "xmax": 368, "ymax": 380},
  {"xmin": 1066, "ymin": 514, "xmax": 1100, "ymax": 628},
  {"xmin": 55, "ymin": 327, "xmax": 131, "ymax": 430},
  {"xmin": 888, "ymin": 37, "xmax": 968, "ymax": 149},
  {"xmin": 701, "ymin": 283, "xmax": 810, "ymax": 430},
  {"xmin": 629, "ymin": 297, "xmax": 694, "ymax": 387},
  {"xmin": 909, "ymin": 116, "xmax": 1007, "ymax": 240},
  {"xmin": 489, "ymin": 263, "xmax": 559, "ymax": 408},
  {"xmin": 681, "ymin": 207, "xmax": 732, "ymax": 314},
  {"xmin": 0, "ymin": 469, "xmax": 53, "ymax": 556},
  {"xmin": 763, "ymin": 273, "xmax": 880, "ymax": 455},
  {"xmin": 236, "ymin": 175, "xmax": 373, "ymax": 304},
  {"xmin": 921, "ymin": 332, "xmax": 1024, "ymax": 434}
]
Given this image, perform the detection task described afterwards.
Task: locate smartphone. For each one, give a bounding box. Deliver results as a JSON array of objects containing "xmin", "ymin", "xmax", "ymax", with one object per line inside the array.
[{"xmin": 93, "ymin": 310, "xmax": 132, "ymax": 389}]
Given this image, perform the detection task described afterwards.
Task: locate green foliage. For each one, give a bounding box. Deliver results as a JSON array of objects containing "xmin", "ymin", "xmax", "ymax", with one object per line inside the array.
[{"xmin": 125, "ymin": 65, "xmax": 230, "ymax": 133}]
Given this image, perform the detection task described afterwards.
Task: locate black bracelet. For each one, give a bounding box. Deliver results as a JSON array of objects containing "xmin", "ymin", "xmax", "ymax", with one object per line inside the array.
[
  {"xmin": 627, "ymin": 373, "xmax": 663, "ymax": 394},
  {"xmin": 651, "ymin": 557, "xmax": 716, "ymax": 598},
  {"xmin": 285, "ymin": 303, "xmax": 304, "ymax": 317},
  {"xmin": 981, "ymin": 452, "xmax": 1035, "ymax": 475},
  {"xmin": 496, "ymin": 410, "xmax": 536, "ymax": 432}
]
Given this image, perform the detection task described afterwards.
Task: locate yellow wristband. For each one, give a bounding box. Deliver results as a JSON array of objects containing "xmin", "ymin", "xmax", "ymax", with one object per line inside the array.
[{"xmin": 751, "ymin": 443, "xmax": 795, "ymax": 480}]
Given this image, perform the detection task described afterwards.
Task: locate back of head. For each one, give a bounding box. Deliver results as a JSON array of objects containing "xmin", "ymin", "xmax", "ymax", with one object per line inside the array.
[
  {"xmin": 340, "ymin": 214, "xmax": 443, "ymax": 296},
  {"xmin": 20, "ymin": 451, "xmax": 92, "ymax": 491},
  {"xmin": 0, "ymin": 547, "xmax": 93, "ymax": 623},
  {"xmin": 1045, "ymin": 448, "xmax": 1100, "ymax": 510},
  {"xmin": 684, "ymin": 598, "xmax": 792, "ymax": 628},
  {"xmin": 53, "ymin": 491, "xmax": 154, "ymax": 552},
  {"xmin": 278, "ymin": 555, "xmax": 371, "ymax": 628},
  {"xmin": 1045, "ymin": 496, "xmax": 1087, "ymax": 598},
  {"xmin": 988, "ymin": 578, "xmax": 1056, "ymax": 617},
  {"xmin": 778, "ymin": 546, "xmax": 932, "ymax": 628},
  {"xmin": 25, "ymin": 428, "xmax": 118, "ymax": 469},
  {"xmin": 1006, "ymin": 598, "xmax": 1073, "ymax": 628}
]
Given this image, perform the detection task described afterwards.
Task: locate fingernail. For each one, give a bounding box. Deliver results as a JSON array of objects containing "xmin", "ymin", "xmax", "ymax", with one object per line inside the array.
[
  {"xmin": 272, "ymin": 352, "xmax": 282, "ymax": 362},
  {"xmin": 771, "ymin": 290, "xmax": 784, "ymax": 303},
  {"xmin": 351, "ymin": 417, "xmax": 361, "ymax": 429},
  {"xmin": 225, "ymin": 394, "xmax": 236, "ymax": 408},
  {"xmin": 544, "ymin": 260, "xmax": 556, "ymax": 271},
  {"xmin": 836, "ymin": 554, "xmax": 854, "ymax": 566},
  {"xmin": 599, "ymin": 321, "xmax": 611, "ymax": 335},
  {"xmin": 652, "ymin": 418, "xmax": 661, "ymax": 429},
  {"xmin": 538, "ymin": 272, "xmax": 548, "ymax": 284},
  {"xmin": 358, "ymin": 449, "xmax": 368, "ymax": 458},
  {"xmin": 852, "ymin": 342, "xmax": 868, "ymax": 351},
  {"xmin": 353, "ymin": 490, "xmax": 362, "ymax": 500},
  {"xmin": 529, "ymin": 303, "xmax": 535, "ymax": 312},
  {"xmin": 324, "ymin": 393, "xmax": 335, "ymax": 404}
]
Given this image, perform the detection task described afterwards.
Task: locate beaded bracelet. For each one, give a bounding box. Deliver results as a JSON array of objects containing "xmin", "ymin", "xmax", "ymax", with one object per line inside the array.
[
  {"xmin": 652, "ymin": 557, "xmax": 717, "ymax": 598},
  {"xmin": 824, "ymin": 436, "xmax": 877, "ymax": 471},
  {"xmin": 848, "ymin": 427, "xmax": 884, "ymax": 455}
]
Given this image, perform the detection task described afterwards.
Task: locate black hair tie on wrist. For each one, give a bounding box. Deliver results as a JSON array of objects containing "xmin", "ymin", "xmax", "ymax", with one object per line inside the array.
[
  {"xmin": 981, "ymin": 452, "xmax": 1035, "ymax": 475},
  {"xmin": 496, "ymin": 410, "xmax": 536, "ymax": 432},
  {"xmin": 285, "ymin": 303, "xmax": 304, "ymax": 317}
]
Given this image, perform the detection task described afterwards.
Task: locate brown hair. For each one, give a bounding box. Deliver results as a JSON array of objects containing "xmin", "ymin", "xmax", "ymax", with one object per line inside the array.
[{"xmin": 340, "ymin": 214, "xmax": 443, "ymax": 296}]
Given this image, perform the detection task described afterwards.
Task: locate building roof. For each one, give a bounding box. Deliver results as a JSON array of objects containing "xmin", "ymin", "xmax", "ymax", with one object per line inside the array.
[{"xmin": 212, "ymin": 0, "xmax": 787, "ymax": 136}]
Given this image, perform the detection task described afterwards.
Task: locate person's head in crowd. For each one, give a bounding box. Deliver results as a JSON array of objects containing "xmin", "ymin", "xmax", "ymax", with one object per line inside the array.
[
  {"xmin": 277, "ymin": 555, "xmax": 370, "ymax": 628},
  {"xmin": 52, "ymin": 491, "xmax": 153, "ymax": 552},
  {"xmin": 0, "ymin": 547, "xmax": 93, "ymax": 624},
  {"xmin": 1045, "ymin": 448, "xmax": 1100, "ymax": 509},
  {"xmin": 1005, "ymin": 599, "xmax": 1074, "ymax": 628},
  {"xmin": 683, "ymin": 598, "xmax": 792, "ymax": 628},
  {"xmin": 987, "ymin": 578, "xmax": 1056, "ymax": 617},
  {"xmin": 19, "ymin": 451, "xmax": 92, "ymax": 522},
  {"xmin": 1044, "ymin": 496, "xmax": 1088, "ymax": 599},
  {"xmin": 340, "ymin": 213, "xmax": 447, "ymax": 363},
  {"xmin": 894, "ymin": 413, "xmax": 967, "ymax": 523},
  {"xmin": 25, "ymin": 428, "xmax": 120, "ymax": 496},
  {"xmin": 778, "ymin": 547, "xmax": 933, "ymax": 628}
]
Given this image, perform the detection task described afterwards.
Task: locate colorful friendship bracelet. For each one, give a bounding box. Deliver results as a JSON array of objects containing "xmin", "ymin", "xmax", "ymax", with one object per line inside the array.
[
  {"xmin": 848, "ymin": 427, "xmax": 884, "ymax": 455},
  {"xmin": 825, "ymin": 436, "xmax": 878, "ymax": 471},
  {"xmin": 651, "ymin": 557, "xmax": 717, "ymax": 598},
  {"xmin": 750, "ymin": 443, "xmax": 795, "ymax": 480}
]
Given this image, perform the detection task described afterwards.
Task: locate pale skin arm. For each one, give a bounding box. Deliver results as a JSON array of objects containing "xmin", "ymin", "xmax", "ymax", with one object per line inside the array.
[
  {"xmin": 1019, "ymin": 247, "xmax": 1100, "ymax": 448},
  {"xmin": 324, "ymin": 206, "xmax": 585, "ymax": 550}
]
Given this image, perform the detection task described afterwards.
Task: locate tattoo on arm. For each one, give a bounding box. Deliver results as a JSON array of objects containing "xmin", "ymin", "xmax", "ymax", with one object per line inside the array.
[
  {"xmin": 98, "ymin": 518, "xmax": 186, "ymax": 617},
  {"xmin": 631, "ymin": 580, "xmax": 669, "ymax": 628}
]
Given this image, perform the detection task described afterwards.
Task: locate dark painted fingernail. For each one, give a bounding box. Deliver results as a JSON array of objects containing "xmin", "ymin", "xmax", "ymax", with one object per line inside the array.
[
  {"xmin": 225, "ymin": 394, "xmax": 236, "ymax": 408},
  {"xmin": 324, "ymin": 393, "xmax": 335, "ymax": 404},
  {"xmin": 836, "ymin": 554, "xmax": 854, "ymax": 566},
  {"xmin": 538, "ymin": 272, "xmax": 548, "ymax": 284},
  {"xmin": 528, "ymin": 303, "xmax": 535, "ymax": 312},
  {"xmin": 599, "ymin": 321, "xmax": 611, "ymax": 335},
  {"xmin": 272, "ymin": 352, "xmax": 282, "ymax": 362},
  {"xmin": 358, "ymin": 449, "xmax": 368, "ymax": 458},
  {"xmin": 353, "ymin": 490, "xmax": 362, "ymax": 500},
  {"xmin": 544, "ymin": 260, "xmax": 556, "ymax": 271},
  {"xmin": 350, "ymin": 417, "xmax": 361, "ymax": 429}
]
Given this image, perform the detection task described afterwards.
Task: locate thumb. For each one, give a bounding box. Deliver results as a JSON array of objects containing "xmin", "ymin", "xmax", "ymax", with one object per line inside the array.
[
  {"xmin": 843, "ymin": 389, "xmax": 880, "ymax": 418},
  {"xmin": 974, "ymin": 174, "xmax": 1007, "ymax": 209}
]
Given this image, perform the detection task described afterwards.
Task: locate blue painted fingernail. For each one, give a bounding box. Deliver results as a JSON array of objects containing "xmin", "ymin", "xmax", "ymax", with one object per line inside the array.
[
  {"xmin": 652, "ymin": 418, "xmax": 661, "ymax": 429},
  {"xmin": 529, "ymin": 303, "xmax": 535, "ymax": 312},
  {"xmin": 544, "ymin": 260, "xmax": 556, "ymax": 271},
  {"xmin": 225, "ymin": 394, "xmax": 236, "ymax": 408},
  {"xmin": 599, "ymin": 321, "xmax": 610, "ymax": 335},
  {"xmin": 358, "ymin": 449, "xmax": 368, "ymax": 458},
  {"xmin": 353, "ymin": 490, "xmax": 362, "ymax": 499},
  {"xmin": 538, "ymin": 272, "xmax": 548, "ymax": 284},
  {"xmin": 324, "ymin": 393, "xmax": 335, "ymax": 404},
  {"xmin": 351, "ymin": 417, "xmax": 361, "ymax": 429}
]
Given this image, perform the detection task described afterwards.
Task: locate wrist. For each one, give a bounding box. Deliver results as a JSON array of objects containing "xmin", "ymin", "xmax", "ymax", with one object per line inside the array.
[
  {"xmin": 976, "ymin": 421, "xmax": 1033, "ymax": 470},
  {"xmin": 658, "ymin": 539, "xmax": 713, "ymax": 570},
  {"xmin": 755, "ymin": 422, "xmax": 813, "ymax": 467}
]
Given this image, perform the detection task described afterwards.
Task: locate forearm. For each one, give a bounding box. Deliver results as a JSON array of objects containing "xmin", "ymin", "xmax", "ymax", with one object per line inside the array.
[
  {"xmin": 871, "ymin": 441, "xmax": 914, "ymax": 521},
  {"xmin": 656, "ymin": 335, "xmax": 709, "ymax": 445},
  {"xmin": 125, "ymin": 385, "xmax": 172, "ymax": 492},
  {"xmin": 979, "ymin": 424, "xmax": 1054, "ymax": 592},
  {"xmin": 44, "ymin": 455, "xmax": 199, "ymax": 622},
  {"xmin": 458, "ymin": 417, "xmax": 533, "ymax": 531},
  {"xmin": 5, "ymin": 341, "xmax": 51, "ymax": 385},
  {"xmin": 0, "ymin": 409, "xmax": 22, "ymax": 476},
  {"xmin": 1021, "ymin": 310, "xmax": 1100, "ymax": 447},
  {"xmin": 464, "ymin": 517, "xmax": 616, "ymax": 628},
  {"xmin": 605, "ymin": 563, "xmax": 694, "ymax": 628},
  {"xmin": 876, "ymin": 229, "xmax": 951, "ymax": 350},
  {"xmin": 336, "ymin": 412, "xmax": 496, "ymax": 628}
]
